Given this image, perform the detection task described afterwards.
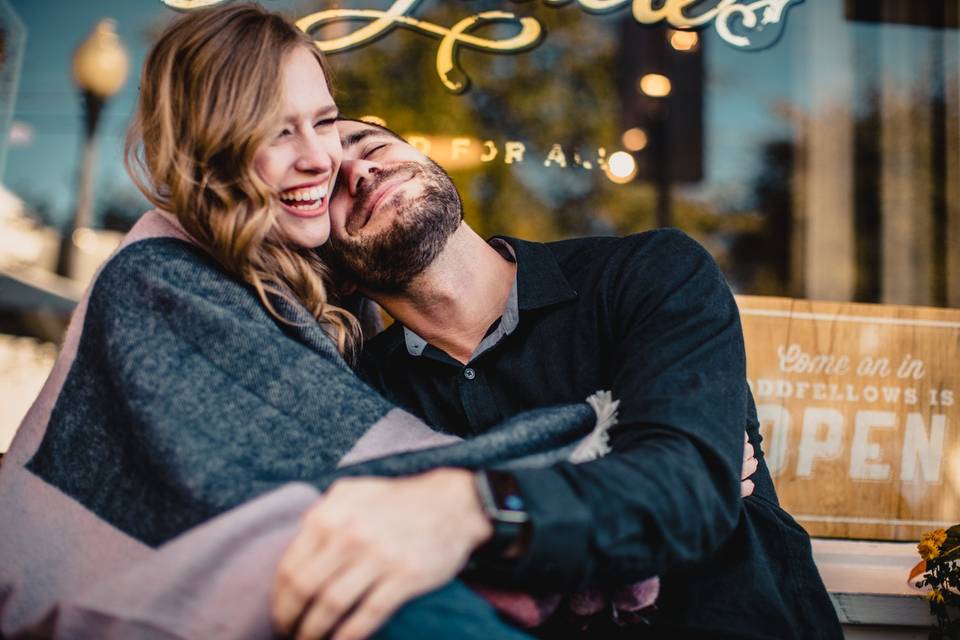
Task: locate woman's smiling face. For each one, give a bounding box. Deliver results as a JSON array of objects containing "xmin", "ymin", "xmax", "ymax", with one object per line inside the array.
[{"xmin": 253, "ymin": 46, "xmax": 341, "ymax": 248}]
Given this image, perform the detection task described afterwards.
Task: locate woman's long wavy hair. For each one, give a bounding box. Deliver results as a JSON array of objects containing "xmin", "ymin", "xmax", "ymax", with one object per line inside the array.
[{"xmin": 125, "ymin": 3, "xmax": 360, "ymax": 358}]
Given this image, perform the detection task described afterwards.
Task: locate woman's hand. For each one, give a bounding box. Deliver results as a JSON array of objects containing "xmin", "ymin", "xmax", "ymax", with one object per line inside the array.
[
  {"xmin": 741, "ymin": 431, "xmax": 759, "ymax": 497},
  {"xmin": 271, "ymin": 469, "xmax": 492, "ymax": 640}
]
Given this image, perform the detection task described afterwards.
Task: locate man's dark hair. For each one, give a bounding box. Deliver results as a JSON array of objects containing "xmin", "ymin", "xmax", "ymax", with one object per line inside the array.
[{"xmin": 336, "ymin": 116, "xmax": 407, "ymax": 145}]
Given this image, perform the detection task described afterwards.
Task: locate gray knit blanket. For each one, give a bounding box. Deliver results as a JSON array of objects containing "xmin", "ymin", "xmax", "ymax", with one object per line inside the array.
[{"xmin": 0, "ymin": 211, "xmax": 637, "ymax": 639}]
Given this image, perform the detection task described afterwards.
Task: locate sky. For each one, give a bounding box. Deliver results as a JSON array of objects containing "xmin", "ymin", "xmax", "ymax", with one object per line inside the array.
[{"xmin": 2, "ymin": 0, "xmax": 948, "ymax": 228}]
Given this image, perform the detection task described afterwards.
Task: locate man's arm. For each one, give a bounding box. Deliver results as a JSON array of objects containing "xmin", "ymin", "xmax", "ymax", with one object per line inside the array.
[
  {"xmin": 486, "ymin": 230, "xmax": 754, "ymax": 588},
  {"xmin": 270, "ymin": 425, "xmax": 759, "ymax": 640}
]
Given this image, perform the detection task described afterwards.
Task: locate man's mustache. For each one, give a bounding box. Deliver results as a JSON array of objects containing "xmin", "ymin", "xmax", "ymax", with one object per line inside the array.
[{"xmin": 350, "ymin": 162, "xmax": 423, "ymax": 223}]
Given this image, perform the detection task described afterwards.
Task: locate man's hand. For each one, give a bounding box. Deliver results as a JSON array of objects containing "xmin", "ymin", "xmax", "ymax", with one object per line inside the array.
[
  {"xmin": 741, "ymin": 431, "xmax": 758, "ymax": 497},
  {"xmin": 271, "ymin": 468, "xmax": 493, "ymax": 640}
]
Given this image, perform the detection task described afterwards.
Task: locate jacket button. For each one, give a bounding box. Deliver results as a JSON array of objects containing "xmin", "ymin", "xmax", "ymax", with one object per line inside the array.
[{"xmin": 464, "ymin": 367, "xmax": 476, "ymax": 380}]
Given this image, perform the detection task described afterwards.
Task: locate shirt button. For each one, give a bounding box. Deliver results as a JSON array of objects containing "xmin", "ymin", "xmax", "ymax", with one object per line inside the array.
[{"xmin": 463, "ymin": 367, "xmax": 476, "ymax": 380}]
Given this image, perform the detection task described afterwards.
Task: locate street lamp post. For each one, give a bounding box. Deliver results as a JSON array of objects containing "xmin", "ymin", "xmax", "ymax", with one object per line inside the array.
[{"xmin": 55, "ymin": 19, "xmax": 128, "ymax": 279}]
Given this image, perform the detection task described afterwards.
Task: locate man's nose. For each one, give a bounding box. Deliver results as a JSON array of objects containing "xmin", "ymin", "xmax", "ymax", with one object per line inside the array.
[{"xmin": 344, "ymin": 159, "xmax": 379, "ymax": 197}]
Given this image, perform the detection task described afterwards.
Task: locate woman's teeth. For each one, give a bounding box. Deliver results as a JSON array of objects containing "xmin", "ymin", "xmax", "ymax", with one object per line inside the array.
[{"xmin": 280, "ymin": 185, "xmax": 328, "ymax": 210}]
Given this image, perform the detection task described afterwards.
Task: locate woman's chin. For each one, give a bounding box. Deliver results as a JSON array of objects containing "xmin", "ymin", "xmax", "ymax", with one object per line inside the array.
[{"xmin": 278, "ymin": 215, "xmax": 330, "ymax": 249}]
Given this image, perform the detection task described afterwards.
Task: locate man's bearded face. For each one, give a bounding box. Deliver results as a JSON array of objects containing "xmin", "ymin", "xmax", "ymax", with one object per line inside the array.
[{"xmin": 325, "ymin": 122, "xmax": 463, "ymax": 293}]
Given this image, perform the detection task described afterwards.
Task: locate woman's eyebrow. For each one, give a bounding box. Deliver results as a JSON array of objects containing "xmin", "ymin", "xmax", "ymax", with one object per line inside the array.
[{"xmin": 282, "ymin": 106, "xmax": 339, "ymax": 125}]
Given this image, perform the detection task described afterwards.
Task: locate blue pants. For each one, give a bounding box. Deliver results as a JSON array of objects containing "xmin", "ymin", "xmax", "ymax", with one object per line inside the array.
[{"xmin": 374, "ymin": 580, "xmax": 535, "ymax": 640}]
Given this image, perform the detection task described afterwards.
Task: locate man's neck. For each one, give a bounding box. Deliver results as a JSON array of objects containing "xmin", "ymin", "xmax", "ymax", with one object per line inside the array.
[{"xmin": 365, "ymin": 225, "xmax": 517, "ymax": 365}]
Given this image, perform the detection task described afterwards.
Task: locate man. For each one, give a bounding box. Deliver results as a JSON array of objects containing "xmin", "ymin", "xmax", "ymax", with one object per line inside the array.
[{"xmin": 270, "ymin": 119, "xmax": 842, "ymax": 640}]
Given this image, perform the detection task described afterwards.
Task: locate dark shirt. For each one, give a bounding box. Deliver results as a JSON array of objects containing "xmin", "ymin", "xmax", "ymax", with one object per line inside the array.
[{"xmin": 360, "ymin": 230, "xmax": 841, "ymax": 639}]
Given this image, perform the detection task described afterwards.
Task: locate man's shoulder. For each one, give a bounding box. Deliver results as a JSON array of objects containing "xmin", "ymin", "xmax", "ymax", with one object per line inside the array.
[
  {"xmin": 507, "ymin": 229, "xmax": 714, "ymax": 285},
  {"xmin": 506, "ymin": 228, "xmax": 705, "ymax": 263}
]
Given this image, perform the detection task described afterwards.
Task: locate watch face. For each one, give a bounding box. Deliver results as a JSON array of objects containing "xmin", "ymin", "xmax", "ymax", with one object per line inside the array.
[
  {"xmin": 504, "ymin": 493, "xmax": 524, "ymax": 512},
  {"xmin": 474, "ymin": 470, "xmax": 530, "ymax": 558},
  {"xmin": 488, "ymin": 471, "xmax": 529, "ymax": 523}
]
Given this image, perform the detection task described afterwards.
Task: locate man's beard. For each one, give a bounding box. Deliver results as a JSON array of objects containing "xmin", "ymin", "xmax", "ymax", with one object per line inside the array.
[{"xmin": 324, "ymin": 160, "xmax": 463, "ymax": 293}]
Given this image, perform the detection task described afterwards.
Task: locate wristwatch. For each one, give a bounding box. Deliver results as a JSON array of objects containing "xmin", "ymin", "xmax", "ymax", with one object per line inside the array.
[{"xmin": 474, "ymin": 469, "xmax": 530, "ymax": 559}]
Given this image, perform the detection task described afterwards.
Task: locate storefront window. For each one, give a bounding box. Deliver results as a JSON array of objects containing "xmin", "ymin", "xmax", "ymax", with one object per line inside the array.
[{"xmin": 5, "ymin": 1, "xmax": 958, "ymax": 307}]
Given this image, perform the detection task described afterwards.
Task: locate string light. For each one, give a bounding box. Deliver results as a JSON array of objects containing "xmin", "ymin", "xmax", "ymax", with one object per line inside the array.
[{"xmin": 638, "ymin": 73, "xmax": 672, "ymax": 98}]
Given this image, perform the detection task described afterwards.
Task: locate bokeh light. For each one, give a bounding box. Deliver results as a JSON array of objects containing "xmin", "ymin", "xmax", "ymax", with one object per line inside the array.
[
  {"xmin": 669, "ymin": 30, "xmax": 699, "ymax": 52},
  {"xmin": 637, "ymin": 73, "xmax": 672, "ymax": 98},
  {"xmin": 621, "ymin": 127, "xmax": 648, "ymax": 152},
  {"xmin": 606, "ymin": 151, "xmax": 637, "ymax": 184}
]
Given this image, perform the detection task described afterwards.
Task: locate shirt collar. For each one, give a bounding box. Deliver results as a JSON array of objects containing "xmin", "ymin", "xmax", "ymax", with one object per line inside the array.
[
  {"xmin": 402, "ymin": 328, "xmax": 429, "ymax": 357},
  {"xmin": 492, "ymin": 236, "xmax": 578, "ymax": 311}
]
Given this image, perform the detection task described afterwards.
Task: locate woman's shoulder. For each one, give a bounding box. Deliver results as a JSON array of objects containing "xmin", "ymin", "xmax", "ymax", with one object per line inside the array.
[
  {"xmin": 88, "ymin": 210, "xmax": 340, "ymax": 360},
  {"xmin": 105, "ymin": 210, "xmax": 212, "ymax": 272},
  {"xmin": 92, "ymin": 211, "xmax": 256, "ymax": 312}
]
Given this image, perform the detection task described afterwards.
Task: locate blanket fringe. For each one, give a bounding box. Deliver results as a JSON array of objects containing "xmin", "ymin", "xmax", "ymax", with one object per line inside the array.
[{"xmin": 569, "ymin": 390, "xmax": 619, "ymax": 463}]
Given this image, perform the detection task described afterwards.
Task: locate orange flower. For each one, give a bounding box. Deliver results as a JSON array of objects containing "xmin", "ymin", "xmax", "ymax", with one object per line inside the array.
[
  {"xmin": 918, "ymin": 529, "xmax": 947, "ymax": 561},
  {"xmin": 919, "ymin": 540, "xmax": 940, "ymax": 561}
]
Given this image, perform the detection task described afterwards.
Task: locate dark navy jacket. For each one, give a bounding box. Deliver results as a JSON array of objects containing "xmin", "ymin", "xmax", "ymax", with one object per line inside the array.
[{"xmin": 361, "ymin": 230, "xmax": 842, "ymax": 639}]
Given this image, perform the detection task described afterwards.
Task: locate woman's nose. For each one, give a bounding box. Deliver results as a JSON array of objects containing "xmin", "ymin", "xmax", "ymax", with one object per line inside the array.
[{"xmin": 295, "ymin": 132, "xmax": 335, "ymax": 174}]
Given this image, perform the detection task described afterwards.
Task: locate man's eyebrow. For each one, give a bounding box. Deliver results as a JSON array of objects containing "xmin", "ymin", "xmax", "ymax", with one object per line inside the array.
[{"xmin": 342, "ymin": 127, "xmax": 386, "ymax": 149}]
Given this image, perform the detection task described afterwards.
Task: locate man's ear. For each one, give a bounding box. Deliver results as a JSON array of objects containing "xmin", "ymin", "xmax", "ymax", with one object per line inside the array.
[{"xmin": 339, "ymin": 280, "xmax": 359, "ymax": 296}]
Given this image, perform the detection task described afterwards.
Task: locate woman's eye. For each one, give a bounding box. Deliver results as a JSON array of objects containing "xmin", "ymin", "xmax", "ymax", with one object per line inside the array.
[
  {"xmin": 314, "ymin": 118, "xmax": 336, "ymax": 129},
  {"xmin": 277, "ymin": 128, "xmax": 292, "ymax": 139}
]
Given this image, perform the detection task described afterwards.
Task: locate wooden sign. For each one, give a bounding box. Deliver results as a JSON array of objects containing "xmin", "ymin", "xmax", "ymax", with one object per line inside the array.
[{"xmin": 737, "ymin": 295, "xmax": 960, "ymax": 541}]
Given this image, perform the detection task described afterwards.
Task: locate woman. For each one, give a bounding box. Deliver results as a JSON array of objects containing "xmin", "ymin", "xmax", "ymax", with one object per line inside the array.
[{"xmin": 0, "ymin": 5, "xmax": 637, "ymax": 639}]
